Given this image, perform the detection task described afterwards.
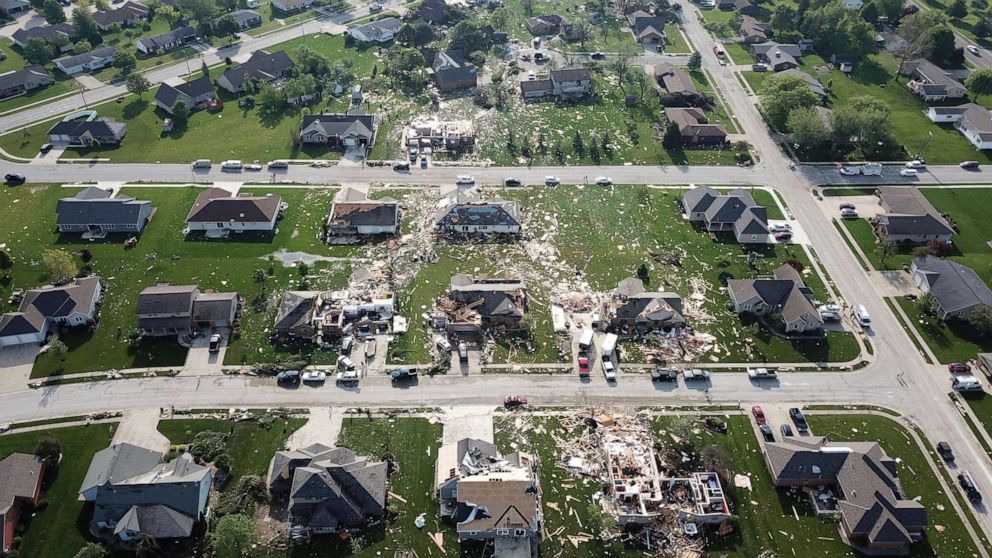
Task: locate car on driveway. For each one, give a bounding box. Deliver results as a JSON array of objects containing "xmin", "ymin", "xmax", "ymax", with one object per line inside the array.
[
  {"xmin": 302, "ymin": 370, "xmax": 327, "ymax": 384},
  {"xmin": 4, "ymin": 173, "xmax": 25, "ymax": 184},
  {"xmin": 436, "ymin": 337, "xmax": 452, "ymax": 353},
  {"xmin": 780, "ymin": 424, "xmax": 794, "ymax": 437},
  {"xmin": 336, "ymin": 369, "xmax": 359, "ymax": 384},
  {"xmin": 773, "ymin": 231, "xmax": 793, "ymax": 242},
  {"xmin": 751, "ymin": 405, "xmax": 766, "ymax": 424},
  {"xmin": 276, "ymin": 370, "xmax": 301, "ymax": 385},
  {"xmin": 603, "ymin": 359, "xmax": 617, "ymax": 381},
  {"xmin": 838, "ymin": 202, "xmax": 856, "ymax": 210},
  {"xmin": 899, "ymin": 168, "xmax": 919, "ymax": 177},
  {"xmin": 949, "ymin": 362, "xmax": 972, "ymax": 373},
  {"xmin": 768, "ymin": 223, "xmax": 792, "ymax": 233},
  {"xmin": 839, "ymin": 166, "xmax": 860, "ymax": 176},
  {"xmin": 818, "ymin": 304, "xmax": 841, "ymax": 321},
  {"xmin": 759, "ymin": 423, "xmax": 774, "ymax": 441},
  {"xmin": 390, "ymin": 368, "xmax": 417, "ymax": 382},
  {"xmin": 937, "ymin": 441, "xmax": 955, "ymax": 462},
  {"xmin": 961, "ymin": 160, "xmax": 980, "ymax": 169},
  {"xmin": 840, "ymin": 208, "xmax": 859, "ymax": 219},
  {"xmin": 39, "ymin": 143, "xmax": 53, "ymax": 154},
  {"xmin": 208, "ymin": 334, "xmax": 221, "ymax": 353},
  {"xmin": 789, "ymin": 407, "xmax": 809, "ymax": 432}
]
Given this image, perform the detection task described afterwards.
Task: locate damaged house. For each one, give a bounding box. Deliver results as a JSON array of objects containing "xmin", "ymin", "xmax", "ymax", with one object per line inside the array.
[
  {"xmin": 438, "ymin": 274, "xmax": 528, "ymax": 333},
  {"xmin": 267, "ymin": 444, "xmax": 387, "ymax": 535},
  {"xmin": 683, "ymin": 186, "xmax": 769, "ymax": 243},
  {"xmin": 274, "ymin": 283, "xmax": 395, "ymax": 343},
  {"xmin": 405, "ymin": 116, "xmax": 475, "ymax": 151},
  {"xmin": 436, "ymin": 186, "xmax": 521, "ymax": 235},
  {"xmin": 605, "ymin": 277, "xmax": 685, "ymax": 332},
  {"xmin": 436, "ymin": 438, "xmax": 540, "ymax": 556},
  {"xmin": 324, "ymin": 187, "xmax": 399, "ymax": 238},
  {"xmin": 727, "ymin": 264, "xmax": 823, "ymax": 333}
]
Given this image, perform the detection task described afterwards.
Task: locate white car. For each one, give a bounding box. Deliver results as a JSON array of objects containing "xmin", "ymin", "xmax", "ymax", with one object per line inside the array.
[
  {"xmin": 602, "ymin": 359, "xmax": 617, "ymax": 380},
  {"xmin": 840, "ymin": 208, "xmax": 859, "ymax": 218},
  {"xmin": 545, "ymin": 175, "xmax": 560, "ymax": 186},
  {"xmin": 899, "ymin": 169, "xmax": 919, "ymax": 177},
  {"xmin": 748, "ymin": 368, "xmax": 777, "ymax": 379},
  {"xmin": 594, "ymin": 176, "xmax": 612, "ymax": 185},
  {"xmin": 436, "ymin": 337, "xmax": 452, "ymax": 352},
  {"xmin": 839, "ymin": 166, "xmax": 861, "ymax": 176},
  {"xmin": 905, "ymin": 160, "xmax": 926, "ymax": 169},
  {"xmin": 456, "ymin": 175, "xmax": 475, "ymax": 185},
  {"xmin": 968, "ymin": 45, "xmax": 980, "ymax": 55},
  {"xmin": 302, "ymin": 370, "xmax": 326, "ymax": 383},
  {"xmin": 818, "ymin": 304, "xmax": 841, "ymax": 321},
  {"xmin": 337, "ymin": 355, "xmax": 355, "ymax": 370},
  {"xmin": 244, "ymin": 163, "xmax": 263, "ymax": 171},
  {"xmin": 220, "ymin": 160, "xmax": 243, "ymax": 171},
  {"xmin": 336, "ymin": 370, "xmax": 359, "ymax": 383},
  {"xmin": 768, "ymin": 223, "xmax": 792, "ymax": 233}
]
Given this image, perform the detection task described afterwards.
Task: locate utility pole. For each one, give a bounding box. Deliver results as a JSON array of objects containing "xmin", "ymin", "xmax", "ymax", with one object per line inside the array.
[{"xmin": 77, "ymin": 81, "xmax": 88, "ymax": 108}]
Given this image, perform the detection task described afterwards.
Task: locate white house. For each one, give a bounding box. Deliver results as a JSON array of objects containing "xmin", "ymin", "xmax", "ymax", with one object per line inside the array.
[
  {"xmin": 54, "ymin": 47, "xmax": 116, "ymax": 76},
  {"xmin": 348, "ymin": 17, "xmax": 401, "ymax": 43},
  {"xmin": 926, "ymin": 104, "xmax": 992, "ymax": 149},
  {"xmin": 184, "ymin": 188, "xmax": 283, "ymax": 237}
]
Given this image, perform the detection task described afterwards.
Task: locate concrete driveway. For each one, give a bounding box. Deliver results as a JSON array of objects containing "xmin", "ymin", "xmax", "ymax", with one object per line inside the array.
[
  {"xmin": 182, "ymin": 331, "xmax": 226, "ymax": 375},
  {"xmin": 441, "ymin": 406, "xmax": 494, "ymax": 444},
  {"xmin": 0, "ymin": 345, "xmax": 39, "ymax": 393},
  {"xmin": 112, "ymin": 408, "xmax": 171, "ymax": 453},
  {"xmin": 286, "ymin": 407, "xmax": 343, "ymax": 449}
]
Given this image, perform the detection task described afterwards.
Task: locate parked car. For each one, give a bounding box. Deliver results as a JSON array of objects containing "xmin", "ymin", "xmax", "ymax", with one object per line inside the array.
[
  {"xmin": 276, "ymin": 370, "xmax": 301, "ymax": 385},
  {"xmin": 773, "ymin": 231, "xmax": 793, "ymax": 242},
  {"xmin": 303, "ymin": 370, "xmax": 327, "ymax": 383},
  {"xmin": 456, "ymin": 175, "xmax": 475, "ymax": 185},
  {"xmin": 505, "ymin": 177, "xmax": 522, "ymax": 186},
  {"xmin": 780, "ymin": 424, "xmax": 794, "ymax": 437},
  {"xmin": 602, "ymin": 359, "xmax": 617, "ymax": 381},
  {"xmin": 192, "ymin": 159, "xmax": 212, "ymax": 169},
  {"xmin": 393, "ymin": 162, "xmax": 410, "ymax": 171},
  {"xmin": 336, "ymin": 369, "xmax": 359, "ymax": 384},
  {"xmin": 752, "ymin": 63, "xmax": 768, "ymax": 72},
  {"xmin": 818, "ymin": 304, "xmax": 841, "ymax": 321},
  {"xmin": 311, "ymin": 160, "xmax": 331, "ymax": 167},
  {"xmin": 682, "ymin": 369, "xmax": 710, "ymax": 381},
  {"xmin": 504, "ymin": 395, "xmax": 528, "ymax": 409},
  {"xmin": 4, "ymin": 173, "xmax": 25, "ymax": 184},
  {"xmin": 768, "ymin": 223, "xmax": 792, "ymax": 233},
  {"xmin": 545, "ymin": 175, "xmax": 560, "ymax": 186},
  {"xmin": 208, "ymin": 334, "xmax": 221, "ymax": 353},
  {"xmin": 949, "ymin": 362, "xmax": 972, "ymax": 373},
  {"xmin": 368, "ymin": 2, "xmax": 382, "ymax": 11},
  {"xmin": 341, "ymin": 335, "xmax": 354, "ymax": 353},
  {"xmin": 595, "ymin": 176, "xmax": 612, "ymax": 186},
  {"xmin": 244, "ymin": 163, "xmax": 263, "ymax": 171},
  {"xmin": 959, "ymin": 471, "xmax": 983, "ymax": 503},
  {"xmin": 590, "ymin": 51, "xmax": 605, "ymax": 59},
  {"xmin": 390, "ymin": 368, "xmax": 418, "ymax": 382},
  {"xmin": 577, "ymin": 355, "xmax": 590, "ymax": 377},
  {"xmin": 748, "ymin": 368, "xmax": 777, "ymax": 380},
  {"xmin": 968, "ymin": 45, "xmax": 981, "ymax": 55},
  {"xmin": 838, "ymin": 166, "xmax": 861, "ymax": 176},
  {"xmin": 899, "ymin": 168, "xmax": 919, "ymax": 177},
  {"xmin": 39, "ymin": 143, "xmax": 53, "ymax": 154},
  {"xmin": 365, "ymin": 338, "xmax": 376, "ymax": 358},
  {"xmin": 420, "ymin": 155, "xmax": 428, "ymax": 168},
  {"xmin": 408, "ymin": 149, "xmax": 418, "ymax": 162},
  {"xmin": 651, "ymin": 369, "xmax": 677, "ymax": 382},
  {"xmin": 436, "ymin": 337, "xmax": 452, "ymax": 352},
  {"xmin": 759, "ymin": 423, "xmax": 774, "ymax": 441},
  {"xmin": 853, "ymin": 304, "xmax": 872, "ymax": 328},
  {"xmin": 838, "ymin": 202, "xmax": 856, "ymax": 210},
  {"xmin": 937, "ymin": 441, "xmax": 955, "ymax": 462},
  {"xmin": 337, "ymin": 355, "xmax": 355, "ymax": 370},
  {"xmin": 267, "ymin": 160, "xmax": 288, "ymax": 169},
  {"xmin": 751, "ymin": 405, "xmax": 767, "ymax": 424},
  {"xmin": 789, "ymin": 407, "xmax": 809, "ymax": 432},
  {"xmin": 840, "ymin": 208, "xmax": 859, "ymax": 219},
  {"xmin": 905, "ymin": 160, "xmax": 926, "ymax": 169},
  {"xmin": 458, "ymin": 342, "xmax": 468, "ymax": 363},
  {"xmin": 221, "ymin": 160, "xmax": 243, "ymax": 171},
  {"xmin": 960, "ymin": 160, "xmax": 980, "ymax": 169}
]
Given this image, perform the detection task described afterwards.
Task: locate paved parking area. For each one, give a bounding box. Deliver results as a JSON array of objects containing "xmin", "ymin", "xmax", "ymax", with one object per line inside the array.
[{"xmin": 182, "ymin": 331, "xmax": 226, "ymax": 375}]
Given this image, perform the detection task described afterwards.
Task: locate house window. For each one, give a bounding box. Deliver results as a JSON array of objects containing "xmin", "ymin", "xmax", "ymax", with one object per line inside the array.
[
  {"xmin": 497, "ymin": 529, "xmax": 511, "ymax": 536},
  {"xmin": 515, "ymin": 529, "xmax": 527, "ymax": 536},
  {"xmin": 750, "ymin": 235, "xmax": 757, "ymax": 241}
]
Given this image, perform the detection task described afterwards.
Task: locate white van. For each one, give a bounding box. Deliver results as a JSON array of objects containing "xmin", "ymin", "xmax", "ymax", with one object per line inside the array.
[
  {"xmin": 192, "ymin": 159, "xmax": 211, "ymax": 169},
  {"xmin": 578, "ymin": 329, "xmax": 594, "ymax": 350},
  {"xmin": 456, "ymin": 175, "xmax": 475, "ymax": 185},
  {"xmin": 220, "ymin": 160, "xmax": 243, "ymax": 171},
  {"xmin": 953, "ymin": 375, "xmax": 983, "ymax": 391},
  {"xmin": 853, "ymin": 304, "xmax": 871, "ymax": 328},
  {"xmin": 602, "ymin": 333, "xmax": 618, "ymax": 359}
]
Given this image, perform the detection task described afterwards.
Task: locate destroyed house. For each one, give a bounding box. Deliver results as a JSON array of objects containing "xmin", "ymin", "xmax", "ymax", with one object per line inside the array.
[
  {"xmin": 727, "ymin": 264, "xmax": 823, "ymax": 333},
  {"xmin": 405, "ymin": 118, "xmax": 475, "ymax": 151},
  {"xmin": 274, "ymin": 288, "xmax": 395, "ymax": 343},
  {"xmin": 763, "ymin": 436, "xmax": 927, "ymax": 555},
  {"xmin": 608, "ymin": 277, "xmax": 684, "ymax": 331},
  {"xmin": 436, "ymin": 186, "xmax": 520, "ymax": 235},
  {"xmin": 325, "ymin": 186, "xmax": 398, "ymax": 237},
  {"xmin": 444, "ymin": 274, "xmax": 527, "ymax": 331},
  {"xmin": 267, "ymin": 444, "xmax": 387, "ymax": 534},
  {"xmin": 436, "ymin": 438, "xmax": 540, "ymax": 544},
  {"xmin": 683, "ymin": 186, "xmax": 769, "ymax": 243}
]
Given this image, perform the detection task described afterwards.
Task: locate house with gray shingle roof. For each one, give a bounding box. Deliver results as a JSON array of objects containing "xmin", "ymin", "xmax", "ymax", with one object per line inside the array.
[
  {"xmin": 0, "ymin": 65, "xmax": 53, "ymax": 99},
  {"xmin": 874, "ymin": 187, "xmax": 954, "ymax": 244},
  {"xmin": 652, "ymin": 63, "xmax": 700, "ymax": 102},
  {"xmin": 608, "ymin": 277, "xmax": 685, "ymax": 331},
  {"xmin": 911, "ymin": 255, "xmax": 992, "ymax": 321},
  {"xmin": 683, "ymin": 186, "xmax": 768, "ymax": 242},
  {"xmin": 136, "ymin": 284, "xmax": 199, "ymax": 337},
  {"xmin": 47, "ymin": 113, "xmax": 128, "ymax": 146},
  {"xmin": 80, "ymin": 443, "xmax": 211, "ymax": 546},
  {"xmin": 0, "ymin": 0, "xmax": 30, "ymax": 16},
  {"xmin": 524, "ymin": 14, "xmax": 568, "ymax": 35},
  {"xmin": 55, "ymin": 46, "xmax": 116, "ymax": 75},
  {"xmin": 11, "ymin": 23, "xmax": 75, "ymax": 50},
  {"xmin": 213, "ymin": 9, "xmax": 262, "ymax": 30},
  {"xmin": 300, "ymin": 113, "xmax": 376, "ymax": 152},
  {"xmin": 92, "ymin": 1, "xmax": 149, "ymax": 31},
  {"xmin": 216, "ymin": 49, "xmax": 295, "ymax": 94},
  {"xmin": 268, "ymin": 444, "xmax": 387, "ymax": 534},
  {"xmin": 436, "ymin": 185, "xmax": 521, "ymax": 235},
  {"xmin": 778, "ymin": 69, "xmax": 826, "ymax": 99},
  {"xmin": 445, "ymin": 274, "xmax": 528, "ymax": 331},
  {"xmin": 55, "ymin": 186, "xmax": 152, "ymax": 237},
  {"xmin": 0, "ymin": 453, "xmax": 45, "ymax": 554},
  {"xmin": 154, "ymin": 75, "xmax": 217, "ymax": 115},
  {"xmin": 750, "ymin": 42, "xmax": 801, "ymax": 71},
  {"xmin": 902, "ymin": 59, "xmax": 966, "ymax": 102},
  {"xmin": 348, "ymin": 17, "xmax": 401, "ymax": 43},
  {"xmin": 136, "ymin": 26, "xmax": 195, "ymax": 54},
  {"xmin": 519, "ymin": 67, "xmax": 592, "ymax": 100},
  {"xmin": 665, "ymin": 107, "xmax": 728, "ymax": 145},
  {"xmin": 184, "ymin": 188, "xmax": 282, "ymax": 236},
  {"xmin": 727, "ymin": 264, "xmax": 823, "ymax": 333},
  {"xmin": 762, "ymin": 436, "xmax": 927, "ymax": 555},
  {"xmin": 0, "ymin": 277, "xmax": 103, "ymax": 348},
  {"xmin": 740, "ymin": 15, "xmax": 769, "ymax": 43}
]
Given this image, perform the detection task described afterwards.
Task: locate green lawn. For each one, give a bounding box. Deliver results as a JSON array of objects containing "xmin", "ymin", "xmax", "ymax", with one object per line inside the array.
[
  {"xmin": 960, "ymin": 391, "xmax": 992, "ymax": 456},
  {"xmin": 0, "ymin": 185, "xmax": 356, "ymax": 376},
  {"xmin": 665, "ymin": 26, "xmax": 692, "ymax": 54},
  {"xmin": 0, "ymin": 72, "xmax": 78, "ymax": 115},
  {"xmin": 809, "ymin": 414, "xmax": 984, "ymax": 557},
  {"xmin": 688, "ymin": 68, "xmax": 739, "ymax": 132},
  {"xmin": 157, "ymin": 417, "xmax": 305, "ymax": 492},
  {"xmin": 895, "ymin": 297, "xmax": 992, "ymax": 363},
  {"xmin": 0, "ymin": 37, "xmax": 26, "ymax": 74},
  {"xmin": 0, "ymin": 35, "xmax": 380, "ymax": 162},
  {"xmin": 0, "ymin": 425, "xmax": 118, "ymax": 558},
  {"xmin": 723, "ymin": 42, "xmax": 752, "ymax": 65}
]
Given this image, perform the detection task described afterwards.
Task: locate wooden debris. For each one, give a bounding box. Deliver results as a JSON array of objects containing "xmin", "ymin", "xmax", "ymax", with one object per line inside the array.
[{"xmin": 388, "ymin": 491, "xmax": 408, "ymax": 504}]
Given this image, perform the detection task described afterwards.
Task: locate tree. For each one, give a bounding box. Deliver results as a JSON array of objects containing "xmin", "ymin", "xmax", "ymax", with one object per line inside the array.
[
  {"xmin": 975, "ymin": 17, "xmax": 992, "ymax": 39},
  {"xmin": 23, "ymin": 37, "xmax": 54, "ymax": 65},
  {"xmin": 786, "ymin": 106, "xmax": 830, "ymax": 148},
  {"xmin": 283, "ymin": 74, "xmax": 317, "ymax": 103},
  {"xmin": 875, "ymin": 240, "xmax": 897, "ymax": 267},
  {"xmin": 687, "ymin": 51, "xmax": 702, "ymax": 70},
  {"xmin": 915, "ymin": 291, "xmax": 937, "ymax": 315},
  {"xmin": 800, "ymin": 0, "xmax": 876, "ymax": 61},
  {"xmin": 895, "ymin": 11, "xmax": 938, "ymax": 75},
  {"xmin": 860, "ymin": 2, "xmax": 879, "ymax": 24},
  {"xmin": 74, "ymin": 39, "xmax": 92, "ymax": 54},
  {"xmin": 572, "ymin": 130, "xmax": 584, "ymax": 153},
  {"xmin": 177, "ymin": 0, "xmax": 217, "ymax": 22},
  {"xmin": 171, "ymin": 101, "xmax": 191, "ymax": 126},
  {"xmin": 662, "ymin": 120, "xmax": 683, "ymax": 149},
  {"xmin": 112, "ymin": 50, "xmax": 137, "ymax": 76},
  {"xmin": 41, "ymin": 249, "xmax": 77, "ymax": 284},
  {"xmin": 35, "ymin": 436, "xmax": 62, "ymax": 463},
  {"xmin": 74, "ymin": 543, "xmax": 108, "ymax": 558},
  {"xmin": 522, "ymin": 0, "xmax": 533, "ymax": 15},
  {"xmin": 930, "ymin": 24, "xmax": 960, "ymax": 65},
  {"xmin": 397, "ymin": 21, "xmax": 434, "ymax": 47},
  {"xmin": 295, "ymin": 45, "xmax": 330, "ymax": 76},
  {"xmin": 214, "ymin": 14, "xmax": 240, "ymax": 38},
  {"xmin": 874, "ymin": 0, "xmax": 903, "ymax": 22},
  {"xmin": 257, "ymin": 83, "xmax": 286, "ymax": 112},
  {"xmin": 72, "ymin": 7, "xmax": 100, "ymax": 43},
  {"xmin": 126, "ymin": 73, "xmax": 150, "ymax": 98},
  {"xmin": 253, "ymin": 268, "xmax": 267, "ymax": 291},
  {"xmin": 450, "ymin": 20, "xmax": 486, "ymax": 53},
  {"xmin": 571, "ymin": 19, "xmax": 591, "ymax": 47},
  {"xmin": 610, "ymin": 45, "xmax": 638, "ymax": 91},
  {"xmin": 771, "ymin": 4, "xmax": 798, "ymax": 31},
  {"xmin": 0, "ymin": 249, "xmax": 11, "ymax": 277},
  {"xmin": 213, "ymin": 514, "xmax": 255, "ymax": 558},
  {"xmin": 43, "ymin": 0, "xmax": 65, "ymax": 23},
  {"xmin": 156, "ymin": 4, "xmax": 182, "ymax": 28},
  {"xmin": 384, "ymin": 47, "xmax": 426, "ymax": 86},
  {"xmin": 761, "ymin": 74, "xmax": 819, "ymax": 130},
  {"xmin": 490, "ymin": 7, "xmax": 511, "ymax": 30},
  {"xmin": 971, "ymin": 304, "xmax": 992, "ymax": 338},
  {"xmin": 831, "ymin": 95, "xmax": 895, "ymax": 154},
  {"xmin": 966, "ymin": 68, "xmax": 992, "ymax": 101},
  {"xmin": 950, "ymin": 0, "xmax": 968, "ymax": 18}
]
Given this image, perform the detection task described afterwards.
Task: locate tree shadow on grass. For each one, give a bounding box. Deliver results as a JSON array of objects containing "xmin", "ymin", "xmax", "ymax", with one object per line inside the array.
[{"xmin": 122, "ymin": 99, "xmax": 150, "ymax": 121}]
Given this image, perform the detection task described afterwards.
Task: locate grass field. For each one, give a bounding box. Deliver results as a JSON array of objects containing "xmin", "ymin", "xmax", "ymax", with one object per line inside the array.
[
  {"xmin": 895, "ymin": 297, "xmax": 991, "ymax": 363},
  {"xmin": 688, "ymin": 68, "xmax": 739, "ymax": 132},
  {"xmin": 0, "ymin": 72, "xmax": 78, "ymax": 115},
  {"xmin": 0, "ymin": 425, "xmax": 118, "ymax": 558},
  {"xmin": 723, "ymin": 42, "xmax": 752, "ymax": 65},
  {"xmin": 0, "ymin": 185, "xmax": 356, "ymax": 376}
]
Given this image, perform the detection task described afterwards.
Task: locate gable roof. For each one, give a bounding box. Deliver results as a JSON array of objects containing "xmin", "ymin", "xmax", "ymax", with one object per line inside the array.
[
  {"xmin": 551, "ymin": 67, "xmax": 591, "ymax": 82},
  {"xmin": 351, "ymin": 16, "xmax": 401, "ymax": 41},
  {"xmin": 728, "ymin": 264, "xmax": 821, "ymax": 326},
  {"xmin": 92, "ymin": 1, "xmax": 149, "ymax": 27},
  {"xmin": 328, "ymin": 200, "xmax": 399, "ymax": 228},
  {"xmin": 665, "ymin": 107, "xmax": 728, "ymax": 138},
  {"xmin": 779, "ymin": 69, "xmax": 825, "ymax": 97},
  {"xmin": 0, "ymin": 310, "xmax": 46, "ymax": 337},
  {"xmin": 913, "ymin": 255, "xmax": 992, "ymax": 313},
  {"xmin": 113, "ymin": 504, "xmax": 195, "ymax": 539},
  {"xmin": 0, "ymin": 65, "xmax": 51, "ymax": 91},
  {"xmin": 12, "ymin": 22, "xmax": 74, "ymax": 46},
  {"xmin": 56, "ymin": 188, "xmax": 150, "ymax": 226},
  {"xmin": 455, "ymin": 478, "xmax": 537, "ymax": 532},
  {"xmin": 136, "ymin": 285, "xmax": 198, "ymax": 316},
  {"xmin": 137, "ymin": 26, "xmax": 194, "ymax": 50},
  {"xmin": 155, "ymin": 75, "xmax": 215, "ymax": 108},
  {"xmin": 301, "ymin": 113, "xmax": 375, "ymax": 141},
  {"xmin": 191, "ymin": 292, "xmax": 238, "ymax": 323},
  {"xmin": 0, "ymin": 453, "xmax": 44, "ymax": 515},
  {"xmin": 279, "ymin": 445, "xmax": 389, "ymax": 524},
  {"xmin": 218, "ymin": 49, "xmax": 295, "ymax": 91},
  {"xmin": 185, "ymin": 188, "xmax": 282, "ymax": 224},
  {"xmin": 876, "ymin": 187, "xmax": 954, "ymax": 236},
  {"xmin": 653, "ymin": 63, "xmax": 697, "ymax": 95},
  {"xmin": 274, "ymin": 290, "xmax": 318, "ymax": 331},
  {"xmin": 55, "ymin": 46, "xmax": 116, "ymax": 70},
  {"xmin": 19, "ymin": 276, "xmax": 100, "ymax": 319},
  {"xmin": 79, "ymin": 443, "xmax": 163, "ymax": 496}
]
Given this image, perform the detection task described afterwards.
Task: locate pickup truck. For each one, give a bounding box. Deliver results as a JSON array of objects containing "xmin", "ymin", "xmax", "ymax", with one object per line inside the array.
[
  {"xmin": 748, "ymin": 368, "xmax": 777, "ymax": 379},
  {"xmin": 683, "ymin": 369, "xmax": 711, "ymax": 381},
  {"xmin": 651, "ymin": 369, "xmax": 677, "ymax": 382},
  {"xmin": 390, "ymin": 368, "xmax": 418, "ymax": 382}
]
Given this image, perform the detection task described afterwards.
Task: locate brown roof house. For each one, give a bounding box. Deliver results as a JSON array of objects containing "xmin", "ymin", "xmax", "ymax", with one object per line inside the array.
[
  {"xmin": 717, "ymin": 0, "xmax": 760, "ymax": 15},
  {"xmin": 653, "ymin": 63, "xmax": 701, "ymax": 103},
  {"xmin": 606, "ymin": 277, "xmax": 685, "ymax": 332},
  {"xmin": 0, "ymin": 277, "xmax": 102, "ymax": 348},
  {"xmin": 740, "ymin": 15, "xmax": 770, "ymax": 44},
  {"xmin": 267, "ymin": 444, "xmax": 387, "ymax": 534},
  {"xmin": 524, "ymin": 14, "xmax": 568, "ymax": 35},
  {"xmin": 727, "ymin": 264, "xmax": 824, "ymax": 333},
  {"xmin": 664, "ymin": 107, "xmax": 727, "ymax": 145},
  {"xmin": 324, "ymin": 187, "xmax": 399, "ymax": 238},
  {"xmin": 184, "ymin": 188, "xmax": 283, "ymax": 238},
  {"xmin": 873, "ymin": 187, "xmax": 955, "ymax": 244},
  {"xmin": 627, "ymin": 10, "xmax": 666, "ymax": 44},
  {"xmin": 0, "ymin": 453, "xmax": 45, "ymax": 555},
  {"xmin": 682, "ymin": 186, "xmax": 769, "ymax": 243},
  {"xmin": 436, "ymin": 438, "xmax": 540, "ymax": 555},
  {"xmin": 763, "ymin": 436, "xmax": 927, "ymax": 555},
  {"xmin": 442, "ymin": 274, "xmax": 528, "ymax": 332}
]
